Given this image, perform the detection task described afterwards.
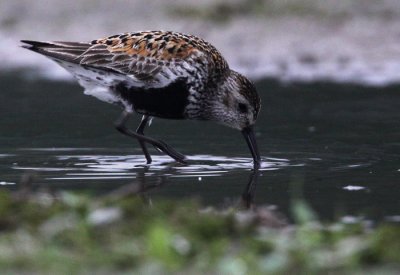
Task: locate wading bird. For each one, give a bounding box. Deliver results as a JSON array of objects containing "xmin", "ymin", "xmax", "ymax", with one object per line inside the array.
[{"xmin": 22, "ymin": 31, "xmax": 261, "ymax": 169}]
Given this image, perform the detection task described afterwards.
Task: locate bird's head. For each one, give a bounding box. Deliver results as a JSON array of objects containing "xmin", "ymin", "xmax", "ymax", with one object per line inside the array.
[{"xmin": 209, "ymin": 71, "xmax": 261, "ymax": 168}]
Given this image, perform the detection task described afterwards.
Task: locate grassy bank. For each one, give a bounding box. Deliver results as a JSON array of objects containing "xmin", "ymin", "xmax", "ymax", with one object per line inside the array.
[{"xmin": 0, "ymin": 183, "xmax": 399, "ymax": 274}]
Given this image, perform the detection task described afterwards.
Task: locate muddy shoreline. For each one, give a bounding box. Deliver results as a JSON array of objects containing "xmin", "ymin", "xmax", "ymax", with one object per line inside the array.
[{"xmin": 2, "ymin": 0, "xmax": 400, "ymax": 86}]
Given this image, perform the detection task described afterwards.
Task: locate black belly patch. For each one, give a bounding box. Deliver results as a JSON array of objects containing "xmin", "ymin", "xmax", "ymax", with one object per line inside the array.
[{"xmin": 115, "ymin": 78, "xmax": 189, "ymax": 119}]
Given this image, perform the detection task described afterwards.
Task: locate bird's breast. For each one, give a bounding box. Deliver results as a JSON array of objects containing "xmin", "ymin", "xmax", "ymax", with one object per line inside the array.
[{"xmin": 114, "ymin": 78, "xmax": 190, "ymax": 119}]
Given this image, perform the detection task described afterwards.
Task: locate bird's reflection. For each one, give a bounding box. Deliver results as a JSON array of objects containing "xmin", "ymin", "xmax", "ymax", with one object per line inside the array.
[
  {"xmin": 106, "ymin": 166, "xmax": 261, "ymax": 210},
  {"xmin": 106, "ymin": 165, "xmax": 166, "ymax": 203},
  {"xmin": 240, "ymin": 169, "xmax": 260, "ymax": 209}
]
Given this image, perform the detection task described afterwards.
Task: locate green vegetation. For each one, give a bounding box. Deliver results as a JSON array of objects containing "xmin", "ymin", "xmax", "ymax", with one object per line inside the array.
[{"xmin": 0, "ymin": 187, "xmax": 399, "ymax": 274}]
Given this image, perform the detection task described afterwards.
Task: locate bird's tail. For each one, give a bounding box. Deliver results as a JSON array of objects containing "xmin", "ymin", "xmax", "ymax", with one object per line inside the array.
[{"xmin": 21, "ymin": 40, "xmax": 91, "ymax": 64}]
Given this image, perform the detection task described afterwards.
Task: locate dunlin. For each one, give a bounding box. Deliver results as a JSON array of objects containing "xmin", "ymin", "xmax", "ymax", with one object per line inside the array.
[{"xmin": 22, "ymin": 31, "xmax": 261, "ymax": 168}]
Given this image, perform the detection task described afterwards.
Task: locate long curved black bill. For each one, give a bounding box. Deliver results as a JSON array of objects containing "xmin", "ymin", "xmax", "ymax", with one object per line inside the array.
[{"xmin": 242, "ymin": 126, "xmax": 261, "ymax": 170}]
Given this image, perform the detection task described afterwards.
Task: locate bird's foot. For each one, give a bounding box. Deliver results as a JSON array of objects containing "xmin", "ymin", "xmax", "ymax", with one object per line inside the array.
[{"xmin": 154, "ymin": 140, "xmax": 187, "ymax": 164}]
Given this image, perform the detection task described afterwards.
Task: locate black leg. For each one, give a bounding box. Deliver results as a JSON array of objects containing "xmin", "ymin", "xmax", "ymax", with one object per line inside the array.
[
  {"xmin": 114, "ymin": 111, "xmax": 187, "ymax": 164},
  {"xmin": 136, "ymin": 115, "xmax": 152, "ymax": 164}
]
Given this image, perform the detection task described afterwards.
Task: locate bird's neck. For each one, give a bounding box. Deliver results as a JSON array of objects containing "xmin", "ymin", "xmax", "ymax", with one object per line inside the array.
[{"xmin": 184, "ymin": 70, "xmax": 236, "ymax": 121}]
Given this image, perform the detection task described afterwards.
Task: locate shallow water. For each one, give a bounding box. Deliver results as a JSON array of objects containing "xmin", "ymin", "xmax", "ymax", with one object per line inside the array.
[{"xmin": 0, "ymin": 73, "xmax": 399, "ymax": 221}]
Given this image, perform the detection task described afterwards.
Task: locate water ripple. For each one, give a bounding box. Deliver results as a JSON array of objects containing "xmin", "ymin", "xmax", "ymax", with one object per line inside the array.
[{"xmin": 11, "ymin": 152, "xmax": 292, "ymax": 182}]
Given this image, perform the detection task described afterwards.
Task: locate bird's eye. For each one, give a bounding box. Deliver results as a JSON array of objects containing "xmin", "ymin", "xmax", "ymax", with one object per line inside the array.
[{"xmin": 238, "ymin": 103, "xmax": 248, "ymax": 113}]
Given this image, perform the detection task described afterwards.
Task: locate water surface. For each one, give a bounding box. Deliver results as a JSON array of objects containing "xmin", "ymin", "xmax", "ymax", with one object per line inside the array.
[{"xmin": 1, "ymin": 74, "xmax": 399, "ymax": 221}]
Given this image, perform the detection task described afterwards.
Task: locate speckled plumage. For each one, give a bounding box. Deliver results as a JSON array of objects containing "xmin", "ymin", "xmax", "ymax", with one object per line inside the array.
[
  {"xmin": 91, "ymin": 31, "xmax": 228, "ymax": 74},
  {"xmin": 21, "ymin": 31, "xmax": 261, "ymax": 168}
]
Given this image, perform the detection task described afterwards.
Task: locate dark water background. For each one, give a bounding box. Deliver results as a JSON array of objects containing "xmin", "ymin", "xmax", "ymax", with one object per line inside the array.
[{"xmin": 0, "ymin": 73, "xmax": 399, "ymax": 221}]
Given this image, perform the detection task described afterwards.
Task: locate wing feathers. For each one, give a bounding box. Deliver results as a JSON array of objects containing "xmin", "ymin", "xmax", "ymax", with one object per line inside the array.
[{"xmin": 21, "ymin": 31, "xmax": 216, "ymax": 89}]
